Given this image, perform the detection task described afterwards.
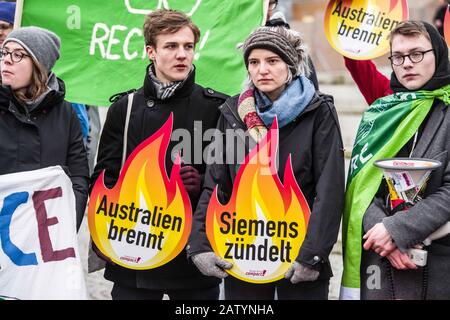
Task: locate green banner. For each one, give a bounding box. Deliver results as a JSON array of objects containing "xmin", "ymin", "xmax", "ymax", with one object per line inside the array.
[{"xmin": 20, "ymin": 0, "xmax": 265, "ymax": 106}]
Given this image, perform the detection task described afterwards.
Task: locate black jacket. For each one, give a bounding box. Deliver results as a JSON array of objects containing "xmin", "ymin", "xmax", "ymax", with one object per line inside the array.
[
  {"xmin": 0, "ymin": 79, "xmax": 89, "ymax": 230},
  {"xmin": 188, "ymin": 92, "xmax": 345, "ymax": 279},
  {"xmin": 91, "ymin": 66, "xmax": 228, "ymax": 290}
]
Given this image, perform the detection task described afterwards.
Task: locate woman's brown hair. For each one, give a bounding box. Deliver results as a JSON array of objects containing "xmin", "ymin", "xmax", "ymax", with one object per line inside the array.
[{"xmin": 12, "ymin": 57, "xmax": 49, "ymax": 105}]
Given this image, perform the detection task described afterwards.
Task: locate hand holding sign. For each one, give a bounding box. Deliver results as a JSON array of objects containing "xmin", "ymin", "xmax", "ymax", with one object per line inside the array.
[
  {"xmin": 180, "ymin": 165, "xmax": 202, "ymax": 200},
  {"xmin": 324, "ymin": 0, "xmax": 409, "ymax": 59},
  {"xmin": 88, "ymin": 115, "xmax": 193, "ymax": 270},
  {"xmin": 285, "ymin": 262, "xmax": 320, "ymax": 283},
  {"xmin": 192, "ymin": 251, "xmax": 233, "ymax": 278}
]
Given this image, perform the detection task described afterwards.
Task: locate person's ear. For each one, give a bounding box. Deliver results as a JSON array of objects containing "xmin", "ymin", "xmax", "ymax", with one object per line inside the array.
[{"xmin": 146, "ymin": 45, "xmax": 156, "ymax": 60}]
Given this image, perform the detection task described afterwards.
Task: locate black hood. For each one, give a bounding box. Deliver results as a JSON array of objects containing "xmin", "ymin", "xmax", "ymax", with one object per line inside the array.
[{"xmin": 390, "ymin": 21, "xmax": 450, "ymax": 92}]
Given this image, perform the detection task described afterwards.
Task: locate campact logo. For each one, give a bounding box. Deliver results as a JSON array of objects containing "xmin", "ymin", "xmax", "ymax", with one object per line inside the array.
[
  {"xmin": 119, "ymin": 256, "xmax": 142, "ymax": 263},
  {"xmin": 245, "ymin": 270, "xmax": 267, "ymax": 277}
]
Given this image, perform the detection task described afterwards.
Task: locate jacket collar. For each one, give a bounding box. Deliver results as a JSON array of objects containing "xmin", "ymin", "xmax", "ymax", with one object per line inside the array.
[
  {"xmin": 143, "ymin": 63, "xmax": 196, "ymax": 100},
  {"xmin": 0, "ymin": 76, "xmax": 66, "ymax": 114},
  {"xmin": 411, "ymin": 100, "xmax": 446, "ymax": 158}
]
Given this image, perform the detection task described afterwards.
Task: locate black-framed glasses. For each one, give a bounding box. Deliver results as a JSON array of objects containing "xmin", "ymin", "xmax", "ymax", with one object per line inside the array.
[
  {"xmin": 269, "ymin": 0, "xmax": 278, "ymax": 10},
  {"xmin": 388, "ymin": 49, "xmax": 434, "ymax": 66},
  {"xmin": 0, "ymin": 48, "xmax": 30, "ymax": 63}
]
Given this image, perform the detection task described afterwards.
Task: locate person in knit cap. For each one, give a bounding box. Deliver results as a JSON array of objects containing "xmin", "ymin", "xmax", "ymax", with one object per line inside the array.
[
  {"xmin": 0, "ymin": 26, "xmax": 89, "ymax": 231},
  {"xmin": 0, "ymin": 1, "xmax": 15, "ymax": 46},
  {"xmin": 188, "ymin": 25, "xmax": 344, "ymax": 299}
]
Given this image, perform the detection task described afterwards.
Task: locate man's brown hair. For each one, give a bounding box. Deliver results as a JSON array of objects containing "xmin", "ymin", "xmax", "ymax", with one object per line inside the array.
[
  {"xmin": 143, "ymin": 9, "xmax": 200, "ymax": 47},
  {"xmin": 388, "ymin": 20, "xmax": 431, "ymax": 47}
]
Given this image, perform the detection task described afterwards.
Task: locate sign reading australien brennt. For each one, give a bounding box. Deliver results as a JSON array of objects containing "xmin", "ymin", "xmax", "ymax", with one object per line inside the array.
[
  {"xmin": 88, "ymin": 115, "xmax": 192, "ymax": 269},
  {"xmin": 324, "ymin": 0, "xmax": 409, "ymax": 59}
]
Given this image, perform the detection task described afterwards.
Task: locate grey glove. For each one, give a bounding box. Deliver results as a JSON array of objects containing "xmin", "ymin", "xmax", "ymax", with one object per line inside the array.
[
  {"xmin": 191, "ymin": 252, "xmax": 233, "ymax": 278},
  {"xmin": 285, "ymin": 261, "xmax": 320, "ymax": 284}
]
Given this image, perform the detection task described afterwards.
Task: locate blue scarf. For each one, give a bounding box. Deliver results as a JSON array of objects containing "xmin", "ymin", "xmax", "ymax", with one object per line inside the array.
[{"xmin": 255, "ymin": 76, "xmax": 315, "ymax": 128}]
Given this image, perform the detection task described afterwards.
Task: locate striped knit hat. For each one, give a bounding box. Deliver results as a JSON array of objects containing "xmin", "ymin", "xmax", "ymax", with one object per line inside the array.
[{"xmin": 242, "ymin": 26, "xmax": 309, "ymax": 77}]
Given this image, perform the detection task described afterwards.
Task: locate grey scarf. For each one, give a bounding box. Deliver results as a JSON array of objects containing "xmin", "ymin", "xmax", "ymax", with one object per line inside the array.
[{"xmin": 148, "ymin": 64, "xmax": 192, "ymax": 100}]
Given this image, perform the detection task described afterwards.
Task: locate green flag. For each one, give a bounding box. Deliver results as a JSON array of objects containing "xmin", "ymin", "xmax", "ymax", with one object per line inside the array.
[
  {"xmin": 341, "ymin": 85, "xmax": 450, "ymax": 299},
  {"xmin": 20, "ymin": 0, "xmax": 265, "ymax": 106}
]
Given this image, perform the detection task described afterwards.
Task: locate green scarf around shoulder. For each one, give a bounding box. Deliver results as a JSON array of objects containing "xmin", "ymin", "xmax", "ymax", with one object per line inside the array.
[{"xmin": 341, "ymin": 84, "xmax": 450, "ymax": 299}]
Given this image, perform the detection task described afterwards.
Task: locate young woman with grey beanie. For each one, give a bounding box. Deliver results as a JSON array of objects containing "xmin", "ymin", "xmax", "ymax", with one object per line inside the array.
[
  {"xmin": 188, "ymin": 25, "xmax": 345, "ymax": 299},
  {"xmin": 0, "ymin": 26, "xmax": 89, "ymax": 231}
]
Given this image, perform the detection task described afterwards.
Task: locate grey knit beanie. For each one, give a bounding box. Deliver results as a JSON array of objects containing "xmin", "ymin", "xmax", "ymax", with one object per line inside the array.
[
  {"xmin": 242, "ymin": 26, "xmax": 309, "ymax": 77},
  {"xmin": 4, "ymin": 26, "xmax": 60, "ymax": 74}
]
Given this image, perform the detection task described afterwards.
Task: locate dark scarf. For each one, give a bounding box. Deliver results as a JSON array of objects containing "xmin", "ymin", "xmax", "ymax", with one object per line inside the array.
[{"xmin": 390, "ymin": 21, "xmax": 450, "ymax": 92}]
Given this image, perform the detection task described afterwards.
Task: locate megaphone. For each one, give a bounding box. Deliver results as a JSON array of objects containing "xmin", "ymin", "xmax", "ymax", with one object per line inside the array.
[{"xmin": 374, "ymin": 158, "xmax": 441, "ymax": 213}]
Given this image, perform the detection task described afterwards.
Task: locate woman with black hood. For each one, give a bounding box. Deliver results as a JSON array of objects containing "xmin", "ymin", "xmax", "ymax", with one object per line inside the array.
[{"xmin": 342, "ymin": 21, "xmax": 450, "ymax": 300}]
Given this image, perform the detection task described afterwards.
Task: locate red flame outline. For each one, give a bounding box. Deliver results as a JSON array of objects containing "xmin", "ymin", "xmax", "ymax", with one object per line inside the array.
[
  {"xmin": 206, "ymin": 117, "xmax": 311, "ymax": 281},
  {"xmin": 88, "ymin": 113, "xmax": 192, "ymax": 269}
]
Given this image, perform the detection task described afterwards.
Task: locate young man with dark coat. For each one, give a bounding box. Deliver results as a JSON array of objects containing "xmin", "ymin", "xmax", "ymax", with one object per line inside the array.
[{"xmin": 91, "ymin": 9, "xmax": 228, "ymax": 300}]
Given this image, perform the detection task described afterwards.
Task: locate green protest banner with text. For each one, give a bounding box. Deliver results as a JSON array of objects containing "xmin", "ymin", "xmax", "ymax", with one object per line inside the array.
[{"xmin": 19, "ymin": 0, "xmax": 265, "ymax": 106}]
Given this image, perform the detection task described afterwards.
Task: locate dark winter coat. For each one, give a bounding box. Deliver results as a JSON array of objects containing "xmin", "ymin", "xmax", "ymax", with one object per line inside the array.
[
  {"xmin": 188, "ymin": 92, "xmax": 345, "ymax": 280},
  {"xmin": 91, "ymin": 65, "xmax": 228, "ymax": 290},
  {"xmin": 0, "ymin": 78, "xmax": 89, "ymax": 230}
]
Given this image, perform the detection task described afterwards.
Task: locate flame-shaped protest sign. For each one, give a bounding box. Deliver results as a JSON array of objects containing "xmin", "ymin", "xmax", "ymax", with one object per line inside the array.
[
  {"xmin": 206, "ymin": 119, "xmax": 311, "ymax": 283},
  {"xmin": 88, "ymin": 114, "xmax": 192, "ymax": 269},
  {"xmin": 324, "ymin": 0, "xmax": 409, "ymax": 59},
  {"xmin": 445, "ymin": 5, "xmax": 450, "ymax": 46}
]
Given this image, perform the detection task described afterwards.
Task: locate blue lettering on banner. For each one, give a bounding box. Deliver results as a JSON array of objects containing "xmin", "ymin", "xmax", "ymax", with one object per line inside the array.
[{"xmin": 0, "ymin": 192, "xmax": 38, "ymax": 266}]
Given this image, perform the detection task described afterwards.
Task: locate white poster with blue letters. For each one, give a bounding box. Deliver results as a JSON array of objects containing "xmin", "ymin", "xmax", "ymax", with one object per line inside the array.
[{"xmin": 0, "ymin": 166, "xmax": 87, "ymax": 300}]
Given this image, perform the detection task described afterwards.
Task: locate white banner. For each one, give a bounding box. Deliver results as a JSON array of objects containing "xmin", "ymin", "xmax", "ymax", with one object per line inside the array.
[{"xmin": 0, "ymin": 166, "xmax": 87, "ymax": 300}]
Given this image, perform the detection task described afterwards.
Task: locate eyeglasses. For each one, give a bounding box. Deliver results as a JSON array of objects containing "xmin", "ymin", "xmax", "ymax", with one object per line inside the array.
[
  {"xmin": 388, "ymin": 49, "xmax": 434, "ymax": 66},
  {"xmin": 0, "ymin": 48, "xmax": 30, "ymax": 63},
  {"xmin": 269, "ymin": 0, "xmax": 278, "ymax": 10}
]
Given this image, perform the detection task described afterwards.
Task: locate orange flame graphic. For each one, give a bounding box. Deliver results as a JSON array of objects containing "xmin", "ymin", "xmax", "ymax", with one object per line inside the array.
[
  {"xmin": 206, "ymin": 119, "xmax": 310, "ymax": 283},
  {"xmin": 88, "ymin": 114, "xmax": 192, "ymax": 269},
  {"xmin": 445, "ymin": 5, "xmax": 450, "ymax": 46},
  {"xmin": 324, "ymin": 0, "xmax": 409, "ymax": 59}
]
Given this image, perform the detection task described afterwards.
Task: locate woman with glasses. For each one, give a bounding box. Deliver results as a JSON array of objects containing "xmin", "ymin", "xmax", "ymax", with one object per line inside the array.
[
  {"xmin": 0, "ymin": 26, "xmax": 89, "ymax": 231},
  {"xmin": 342, "ymin": 21, "xmax": 450, "ymax": 300}
]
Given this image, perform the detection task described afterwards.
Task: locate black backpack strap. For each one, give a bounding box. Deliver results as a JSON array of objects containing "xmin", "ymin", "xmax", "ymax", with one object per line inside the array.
[{"xmin": 109, "ymin": 88, "xmax": 137, "ymax": 103}]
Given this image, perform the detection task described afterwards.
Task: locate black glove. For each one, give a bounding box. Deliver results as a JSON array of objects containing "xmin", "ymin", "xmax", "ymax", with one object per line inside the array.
[{"xmin": 180, "ymin": 165, "xmax": 201, "ymax": 199}]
